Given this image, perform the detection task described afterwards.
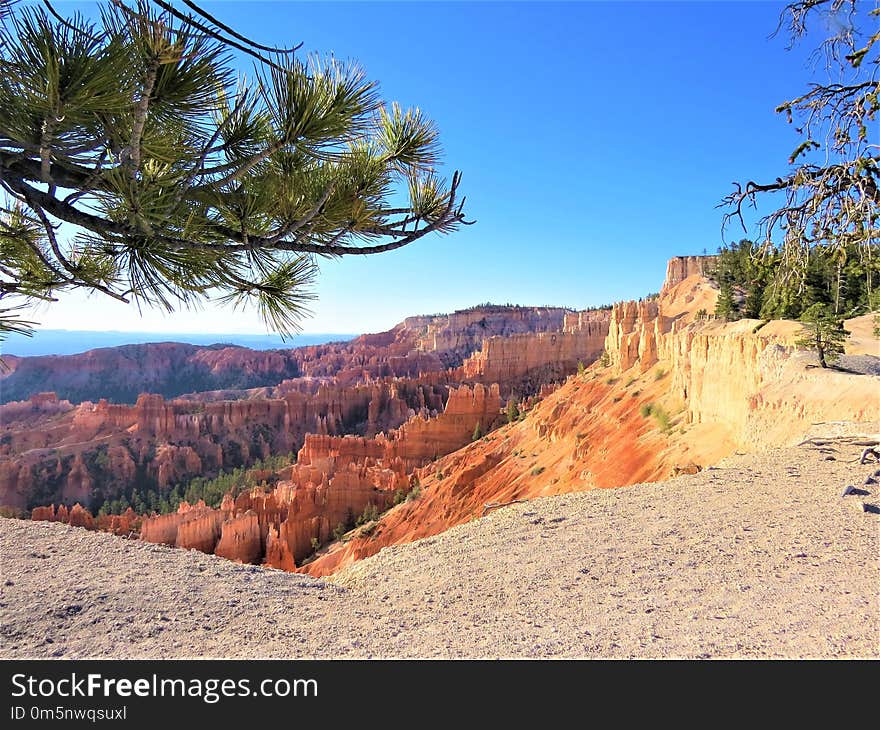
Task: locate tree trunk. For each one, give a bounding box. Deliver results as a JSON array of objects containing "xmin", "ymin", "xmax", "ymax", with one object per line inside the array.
[
  {"xmin": 835, "ymin": 259, "xmax": 842, "ymax": 315},
  {"xmin": 818, "ymin": 345, "xmax": 827, "ymax": 368}
]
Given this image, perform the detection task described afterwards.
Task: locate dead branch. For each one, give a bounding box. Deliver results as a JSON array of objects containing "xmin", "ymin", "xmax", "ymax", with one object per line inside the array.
[
  {"xmin": 859, "ymin": 447, "xmax": 880, "ymax": 464},
  {"xmin": 482, "ymin": 499, "xmax": 528, "ymax": 517}
]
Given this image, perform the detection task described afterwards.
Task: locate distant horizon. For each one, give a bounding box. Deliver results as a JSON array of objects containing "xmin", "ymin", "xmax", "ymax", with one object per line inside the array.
[{"xmin": 0, "ymin": 330, "xmax": 360, "ymax": 358}]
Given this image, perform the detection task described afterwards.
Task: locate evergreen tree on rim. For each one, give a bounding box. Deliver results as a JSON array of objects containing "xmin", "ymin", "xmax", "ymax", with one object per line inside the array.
[{"xmin": 794, "ymin": 302, "xmax": 849, "ymax": 367}]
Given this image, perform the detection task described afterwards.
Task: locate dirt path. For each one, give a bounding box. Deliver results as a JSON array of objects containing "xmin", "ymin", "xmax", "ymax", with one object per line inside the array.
[{"xmin": 2, "ymin": 430, "xmax": 878, "ymax": 658}]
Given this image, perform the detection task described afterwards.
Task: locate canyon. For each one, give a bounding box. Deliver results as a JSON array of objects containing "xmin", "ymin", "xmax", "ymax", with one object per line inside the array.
[
  {"xmin": 8, "ymin": 256, "xmax": 879, "ymax": 578},
  {"xmin": 1, "ymin": 303, "xmax": 608, "ymax": 524}
]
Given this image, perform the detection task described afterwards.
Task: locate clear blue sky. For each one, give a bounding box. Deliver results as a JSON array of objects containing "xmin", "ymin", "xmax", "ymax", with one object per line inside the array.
[{"xmin": 29, "ymin": 1, "xmax": 820, "ymax": 335}]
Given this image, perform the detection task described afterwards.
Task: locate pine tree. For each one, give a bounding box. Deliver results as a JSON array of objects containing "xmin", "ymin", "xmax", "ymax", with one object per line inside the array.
[
  {"xmin": 506, "ymin": 400, "xmax": 520, "ymax": 424},
  {"xmin": 0, "ymin": 0, "xmax": 469, "ymax": 339},
  {"xmin": 715, "ymin": 281, "xmax": 739, "ymax": 321},
  {"xmin": 472, "ymin": 422, "xmax": 483, "ymax": 441},
  {"xmin": 795, "ymin": 303, "xmax": 849, "ymax": 368}
]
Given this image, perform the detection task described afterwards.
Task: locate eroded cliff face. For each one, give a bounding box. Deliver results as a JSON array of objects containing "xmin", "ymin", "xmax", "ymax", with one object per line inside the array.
[
  {"xmin": 661, "ymin": 255, "xmax": 718, "ymax": 294},
  {"xmin": 408, "ymin": 306, "xmax": 573, "ymax": 365},
  {"xmin": 457, "ymin": 311, "xmax": 609, "ymax": 391},
  {"xmin": 604, "ymin": 271, "xmax": 879, "ymax": 451}
]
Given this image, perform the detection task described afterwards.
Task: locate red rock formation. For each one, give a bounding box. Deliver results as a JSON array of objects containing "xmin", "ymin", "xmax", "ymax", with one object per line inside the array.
[
  {"xmin": 99, "ymin": 508, "xmax": 140, "ymax": 535},
  {"xmin": 139, "ymin": 512, "xmax": 184, "ymax": 546},
  {"xmin": 214, "ymin": 511, "xmax": 262, "ymax": 564},
  {"xmin": 175, "ymin": 510, "xmax": 224, "ymax": 553},
  {"xmin": 68, "ymin": 503, "xmax": 95, "ymax": 529},
  {"xmin": 265, "ymin": 523, "xmax": 297, "ymax": 571},
  {"xmin": 31, "ymin": 502, "xmax": 97, "ymax": 530},
  {"xmin": 661, "ymin": 255, "xmax": 718, "ymax": 293},
  {"xmin": 30, "ymin": 505, "xmax": 56, "ymax": 522},
  {"xmin": 63, "ymin": 454, "xmax": 93, "ymax": 505}
]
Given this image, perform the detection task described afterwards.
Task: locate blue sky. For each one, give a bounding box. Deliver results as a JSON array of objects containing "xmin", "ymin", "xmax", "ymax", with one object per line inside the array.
[{"xmin": 26, "ymin": 1, "xmax": 822, "ymax": 335}]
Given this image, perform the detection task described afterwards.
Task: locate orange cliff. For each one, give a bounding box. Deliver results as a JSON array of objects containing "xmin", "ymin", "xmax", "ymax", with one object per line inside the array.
[{"xmin": 457, "ymin": 311, "xmax": 609, "ymax": 387}]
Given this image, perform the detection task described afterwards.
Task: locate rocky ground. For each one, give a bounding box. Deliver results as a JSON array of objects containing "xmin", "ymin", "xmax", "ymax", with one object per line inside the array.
[{"xmin": 1, "ymin": 427, "xmax": 878, "ymax": 659}]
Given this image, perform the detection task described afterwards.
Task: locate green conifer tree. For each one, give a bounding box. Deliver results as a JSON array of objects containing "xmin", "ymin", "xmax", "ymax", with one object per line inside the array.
[{"xmin": 795, "ymin": 303, "xmax": 849, "ymax": 368}]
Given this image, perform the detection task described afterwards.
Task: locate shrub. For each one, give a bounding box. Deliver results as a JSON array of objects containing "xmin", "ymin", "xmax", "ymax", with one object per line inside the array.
[
  {"xmin": 577, "ymin": 360, "xmax": 586, "ymax": 376},
  {"xmin": 531, "ymin": 466, "xmax": 545, "ymax": 476},
  {"xmin": 310, "ymin": 537, "xmax": 320, "ymax": 552},
  {"xmin": 332, "ymin": 523, "xmax": 347, "ymax": 541},
  {"xmin": 654, "ymin": 368, "xmax": 667, "ymax": 381},
  {"xmin": 639, "ymin": 403, "xmax": 653, "ymax": 418},
  {"xmin": 406, "ymin": 486, "xmax": 422, "ymax": 502},
  {"xmin": 652, "ymin": 406, "xmax": 671, "ymax": 432},
  {"xmin": 598, "ymin": 351, "xmax": 611, "ymax": 367}
]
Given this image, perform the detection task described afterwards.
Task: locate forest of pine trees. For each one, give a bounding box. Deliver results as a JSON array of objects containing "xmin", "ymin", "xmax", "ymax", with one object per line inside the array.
[
  {"xmin": 709, "ymin": 240, "xmax": 879, "ymax": 321},
  {"xmin": 96, "ymin": 452, "xmax": 297, "ymax": 516}
]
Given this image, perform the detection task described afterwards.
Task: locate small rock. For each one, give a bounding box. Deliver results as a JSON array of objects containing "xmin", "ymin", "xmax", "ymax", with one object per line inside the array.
[{"xmin": 841, "ymin": 485, "xmax": 856, "ymax": 497}]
